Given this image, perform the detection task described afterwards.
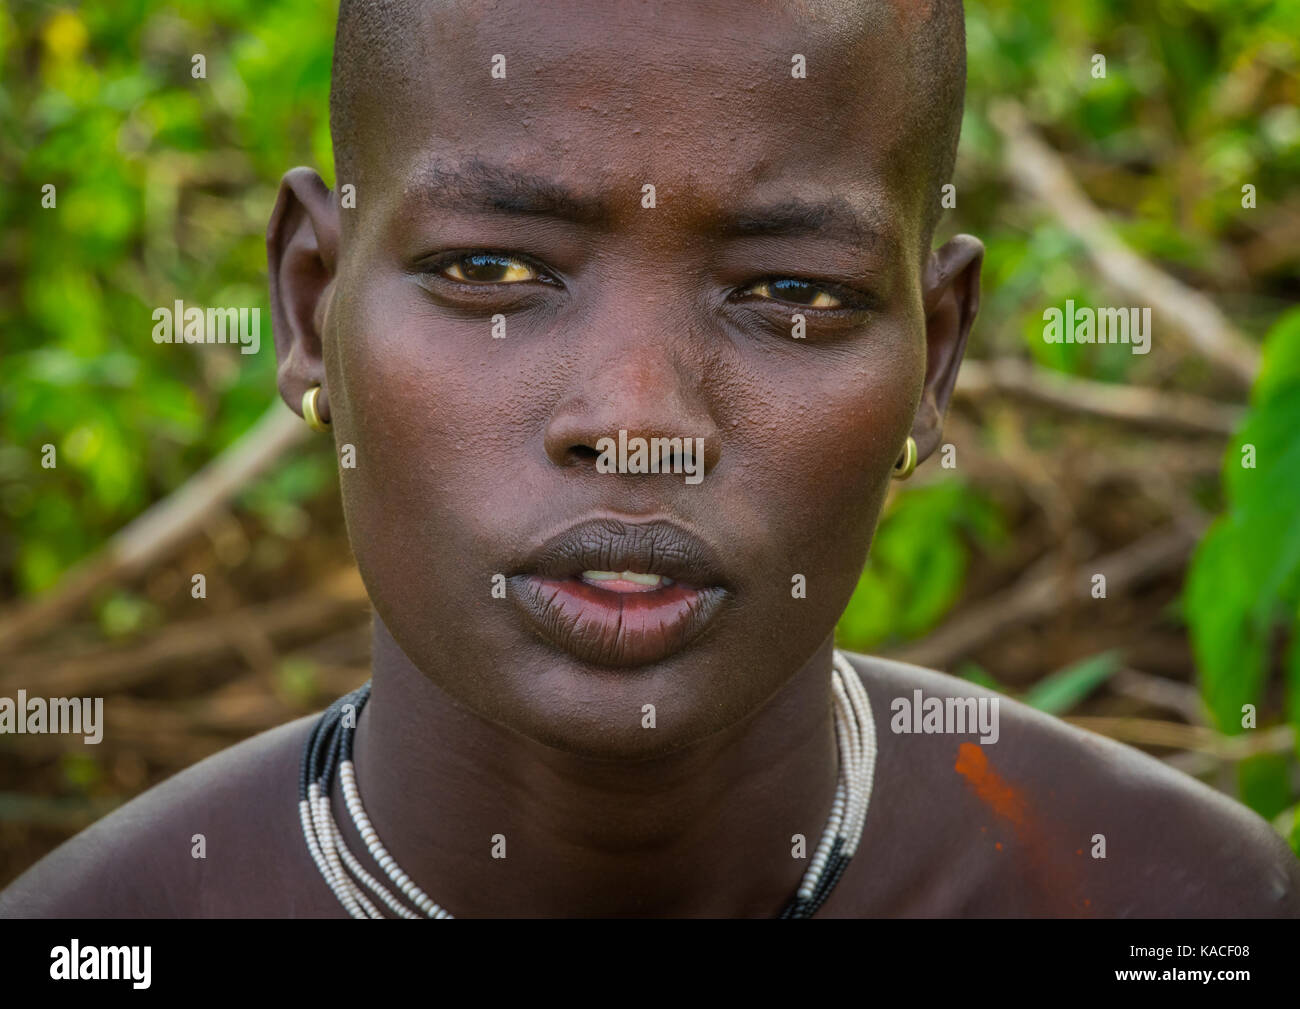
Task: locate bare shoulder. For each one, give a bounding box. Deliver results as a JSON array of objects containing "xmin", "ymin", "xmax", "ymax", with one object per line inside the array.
[
  {"xmin": 839, "ymin": 652, "xmax": 1300, "ymax": 917},
  {"xmin": 0, "ymin": 714, "xmax": 335, "ymax": 918}
]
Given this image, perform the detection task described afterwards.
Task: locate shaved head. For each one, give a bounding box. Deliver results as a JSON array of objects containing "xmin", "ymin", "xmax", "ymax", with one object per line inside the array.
[{"xmin": 328, "ymin": 0, "xmax": 966, "ymax": 252}]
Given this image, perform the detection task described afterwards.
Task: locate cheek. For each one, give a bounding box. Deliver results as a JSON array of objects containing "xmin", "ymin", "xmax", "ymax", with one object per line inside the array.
[
  {"xmin": 732, "ymin": 319, "xmax": 925, "ymax": 596},
  {"xmin": 323, "ymin": 287, "xmax": 510, "ymax": 608},
  {"xmin": 330, "ymin": 277, "xmax": 534, "ymax": 485}
]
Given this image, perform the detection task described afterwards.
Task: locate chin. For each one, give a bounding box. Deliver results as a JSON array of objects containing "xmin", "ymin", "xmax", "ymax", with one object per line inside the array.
[{"xmin": 469, "ymin": 644, "xmax": 761, "ymax": 762}]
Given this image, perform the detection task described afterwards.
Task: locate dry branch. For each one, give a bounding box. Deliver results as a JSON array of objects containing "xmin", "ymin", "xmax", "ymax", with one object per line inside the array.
[
  {"xmin": 0, "ymin": 568, "xmax": 368, "ymax": 696},
  {"xmin": 955, "ymin": 358, "xmax": 1243, "ymax": 435},
  {"xmin": 0, "ymin": 401, "xmax": 310, "ymax": 654},
  {"xmin": 1065, "ymin": 716, "xmax": 1294, "ymax": 759},
  {"xmin": 989, "ymin": 100, "xmax": 1260, "ymax": 386},
  {"xmin": 887, "ymin": 522, "xmax": 1203, "ymax": 670},
  {"xmin": 1109, "ymin": 667, "xmax": 1207, "ymax": 724}
]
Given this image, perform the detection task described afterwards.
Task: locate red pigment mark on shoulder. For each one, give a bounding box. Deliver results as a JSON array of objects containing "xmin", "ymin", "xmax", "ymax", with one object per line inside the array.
[
  {"xmin": 953, "ymin": 743, "xmax": 1092, "ymax": 915},
  {"xmin": 954, "ymin": 742, "xmax": 1027, "ymax": 827}
]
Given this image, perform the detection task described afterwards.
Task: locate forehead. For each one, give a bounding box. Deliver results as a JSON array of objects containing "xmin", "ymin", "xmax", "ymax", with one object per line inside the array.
[{"xmin": 347, "ymin": 0, "xmax": 927, "ymax": 255}]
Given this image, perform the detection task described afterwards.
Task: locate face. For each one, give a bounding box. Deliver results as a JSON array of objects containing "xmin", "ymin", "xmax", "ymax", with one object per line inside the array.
[{"xmin": 269, "ymin": 0, "xmax": 982, "ymax": 759}]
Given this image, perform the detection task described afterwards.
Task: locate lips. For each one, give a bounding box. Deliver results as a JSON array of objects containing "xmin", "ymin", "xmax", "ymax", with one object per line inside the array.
[{"xmin": 509, "ymin": 518, "xmax": 730, "ymax": 667}]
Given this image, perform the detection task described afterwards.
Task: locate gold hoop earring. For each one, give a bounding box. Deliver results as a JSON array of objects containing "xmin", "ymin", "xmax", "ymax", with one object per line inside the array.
[
  {"xmin": 302, "ymin": 385, "xmax": 331, "ymax": 433},
  {"xmin": 891, "ymin": 436, "xmax": 917, "ymax": 480}
]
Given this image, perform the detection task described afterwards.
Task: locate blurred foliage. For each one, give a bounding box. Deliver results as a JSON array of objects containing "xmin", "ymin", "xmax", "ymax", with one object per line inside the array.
[
  {"xmin": 1185, "ymin": 309, "xmax": 1300, "ymax": 771},
  {"xmin": 1020, "ymin": 652, "xmax": 1123, "ymax": 715},
  {"xmin": 0, "ymin": 0, "xmax": 338, "ymax": 596},
  {"xmin": 1, "ymin": 2, "xmax": 1299, "ymax": 838},
  {"xmin": 837, "ymin": 480, "xmax": 1005, "ymax": 650},
  {"xmin": 954, "ymin": 652, "xmax": 1123, "ymax": 715},
  {"xmin": 957, "ymin": 0, "xmax": 1300, "ymax": 369}
]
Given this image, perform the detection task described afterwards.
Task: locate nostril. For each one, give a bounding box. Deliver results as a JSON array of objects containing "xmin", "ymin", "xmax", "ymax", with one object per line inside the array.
[{"xmin": 566, "ymin": 444, "xmax": 602, "ymax": 466}]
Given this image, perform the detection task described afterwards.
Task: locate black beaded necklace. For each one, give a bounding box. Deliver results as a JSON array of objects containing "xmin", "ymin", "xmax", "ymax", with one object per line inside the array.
[{"xmin": 300, "ymin": 653, "xmax": 875, "ymax": 918}]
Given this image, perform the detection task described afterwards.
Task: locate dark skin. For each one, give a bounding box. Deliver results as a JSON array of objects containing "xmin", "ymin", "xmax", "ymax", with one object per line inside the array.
[{"xmin": 3, "ymin": 0, "xmax": 1298, "ymax": 918}]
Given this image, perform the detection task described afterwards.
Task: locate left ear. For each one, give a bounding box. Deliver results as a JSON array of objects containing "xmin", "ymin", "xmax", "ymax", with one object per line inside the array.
[{"xmin": 913, "ymin": 234, "xmax": 984, "ymax": 461}]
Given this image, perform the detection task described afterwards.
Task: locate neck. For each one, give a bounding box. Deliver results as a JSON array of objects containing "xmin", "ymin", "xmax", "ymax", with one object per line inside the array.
[{"xmin": 339, "ymin": 619, "xmax": 841, "ymax": 917}]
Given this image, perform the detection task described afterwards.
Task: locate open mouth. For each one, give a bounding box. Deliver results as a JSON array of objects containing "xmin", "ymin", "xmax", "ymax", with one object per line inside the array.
[
  {"xmin": 578, "ymin": 569, "xmax": 674, "ymax": 592},
  {"xmin": 509, "ymin": 519, "xmax": 730, "ymax": 668}
]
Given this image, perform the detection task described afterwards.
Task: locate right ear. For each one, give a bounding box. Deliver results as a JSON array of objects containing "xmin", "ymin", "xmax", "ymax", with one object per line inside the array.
[{"xmin": 267, "ymin": 167, "xmax": 340, "ymax": 424}]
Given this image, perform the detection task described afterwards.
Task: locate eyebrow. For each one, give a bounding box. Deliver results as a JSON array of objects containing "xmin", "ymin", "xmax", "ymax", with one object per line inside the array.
[
  {"xmin": 407, "ymin": 159, "xmax": 881, "ymax": 249},
  {"xmin": 719, "ymin": 197, "xmax": 876, "ymax": 249},
  {"xmin": 409, "ymin": 158, "xmax": 612, "ymax": 228}
]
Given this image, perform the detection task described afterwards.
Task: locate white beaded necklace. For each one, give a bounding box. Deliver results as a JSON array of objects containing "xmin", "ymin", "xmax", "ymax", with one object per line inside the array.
[{"xmin": 299, "ymin": 649, "xmax": 877, "ymax": 918}]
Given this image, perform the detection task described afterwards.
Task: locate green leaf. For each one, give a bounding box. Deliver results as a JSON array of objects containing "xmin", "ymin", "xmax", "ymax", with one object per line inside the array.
[
  {"xmin": 1251, "ymin": 307, "xmax": 1300, "ymax": 408},
  {"xmin": 60, "ymin": 752, "xmax": 102, "ymax": 793},
  {"xmin": 1288, "ymin": 609, "xmax": 1300, "ymax": 761},
  {"xmin": 836, "ymin": 481, "xmax": 1006, "ymax": 650},
  {"xmin": 957, "ymin": 661, "xmax": 1006, "ymax": 693},
  {"xmin": 1238, "ymin": 753, "xmax": 1291, "ymax": 821},
  {"xmin": 1021, "ymin": 652, "xmax": 1122, "ymax": 715},
  {"xmin": 1187, "ymin": 309, "xmax": 1300, "ymax": 732},
  {"xmin": 1186, "ymin": 519, "xmax": 1270, "ymax": 731}
]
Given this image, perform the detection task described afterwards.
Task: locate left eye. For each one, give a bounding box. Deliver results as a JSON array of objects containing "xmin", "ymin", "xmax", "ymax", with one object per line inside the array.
[
  {"xmin": 440, "ymin": 253, "xmax": 539, "ymax": 284},
  {"xmin": 744, "ymin": 278, "xmax": 843, "ymax": 309}
]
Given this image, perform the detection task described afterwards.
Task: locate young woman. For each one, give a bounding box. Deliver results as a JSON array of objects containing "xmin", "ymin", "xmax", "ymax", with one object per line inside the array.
[{"xmin": 4, "ymin": 0, "xmax": 1296, "ymax": 918}]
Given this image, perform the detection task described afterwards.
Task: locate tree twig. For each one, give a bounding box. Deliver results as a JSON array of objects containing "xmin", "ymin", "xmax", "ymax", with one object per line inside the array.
[
  {"xmin": 0, "ymin": 401, "xmax": 310, "ymax": 654},
  {"xmin": 1064, "ymin": 716, "xmax": 1293, "ymax": 759},
  {"xmin": 956, "ymin": 358, "xmax": 1243, "ymax": 435},
  {"xmin": 1110, "ymin": 666, "xmax": 1208, "ymax": 724},
  {"xmin": 887, "ymin": 523, "xmax": 1203, "ymax": 669},
  {"xmin": 0, "ymin": 568, "xmax": 368, "ymax": 697},
  {"xmin": 989, "ymin": 100, "xmax": 1260, "ymax": 385}
]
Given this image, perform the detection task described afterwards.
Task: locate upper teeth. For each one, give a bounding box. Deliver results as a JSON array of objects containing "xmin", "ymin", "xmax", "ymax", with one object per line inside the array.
[{"xmin": 581, "ymin": 570, "xmax": 670, "ymax": 586}]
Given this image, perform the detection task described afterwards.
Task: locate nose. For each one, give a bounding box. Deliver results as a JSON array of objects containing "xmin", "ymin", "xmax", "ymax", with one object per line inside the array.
[{"xmin": 543, "ymin": 325, "xmax": 722, "ymax": 481}]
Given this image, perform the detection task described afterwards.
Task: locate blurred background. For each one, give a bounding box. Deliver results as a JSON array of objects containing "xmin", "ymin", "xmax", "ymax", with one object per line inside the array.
[{"xmin": 1, "ymin": 0, "xmax": 1299, "ymax": 888}]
